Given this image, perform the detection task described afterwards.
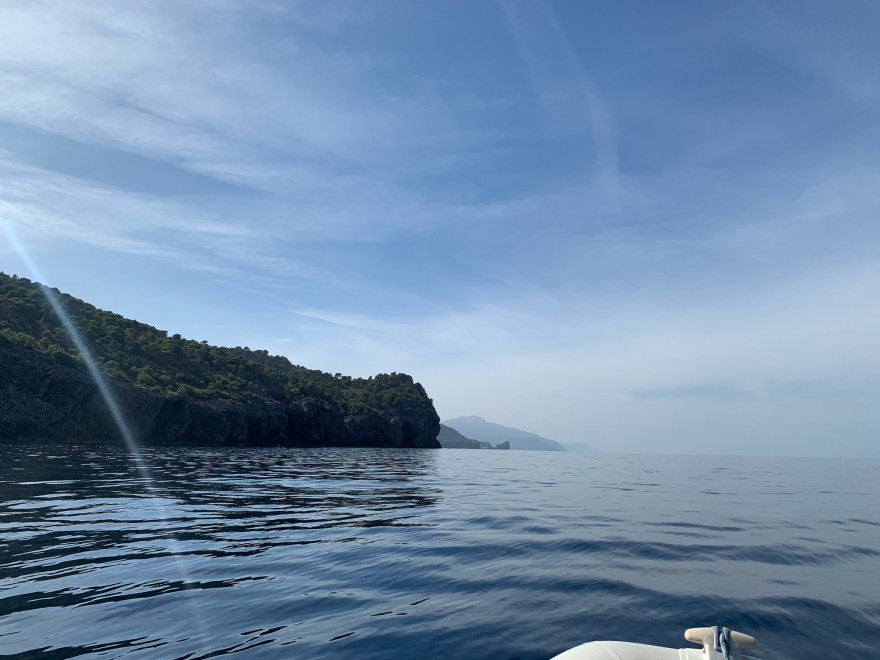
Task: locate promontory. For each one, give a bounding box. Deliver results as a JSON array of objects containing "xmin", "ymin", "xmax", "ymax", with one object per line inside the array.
[{"xmin": 0, "ymin": 272, "xmax": 440, "ymax": 448}]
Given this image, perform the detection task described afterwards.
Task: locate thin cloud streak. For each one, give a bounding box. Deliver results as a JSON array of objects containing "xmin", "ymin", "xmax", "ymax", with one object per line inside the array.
[
  {"xmin": 631, "ymin": 385, "xmax": 752, "ymax": 400},
  {"xmin": 500, "ymin": 1, "xmax": 621, "ymax": 211}
]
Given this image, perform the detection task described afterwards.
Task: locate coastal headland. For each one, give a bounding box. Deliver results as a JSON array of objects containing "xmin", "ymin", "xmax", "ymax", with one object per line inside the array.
[{"xmin": 0, "ymin": 272, "xmax": 440, "ymax": 448}]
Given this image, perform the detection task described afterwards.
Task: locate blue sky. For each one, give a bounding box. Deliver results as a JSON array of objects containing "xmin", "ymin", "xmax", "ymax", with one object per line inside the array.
[{"xmin": 1, "ymin": 1, "xmax": 878, "ymax": 457}]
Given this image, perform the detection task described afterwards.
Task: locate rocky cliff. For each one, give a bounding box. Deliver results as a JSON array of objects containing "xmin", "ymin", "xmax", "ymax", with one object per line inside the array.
[
  {"xmin": 0, "ymin": 274, "xmax": 440, "ymax": 448},
  {"xmin": 0, "ymin": 338, "xmax": 440, "ymax": 448}
]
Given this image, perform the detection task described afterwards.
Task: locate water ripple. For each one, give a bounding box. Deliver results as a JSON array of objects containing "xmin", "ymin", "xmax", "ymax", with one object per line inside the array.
[{"xmin": 0, "ymin": 447, "xmax": 878, "ymax": 659}]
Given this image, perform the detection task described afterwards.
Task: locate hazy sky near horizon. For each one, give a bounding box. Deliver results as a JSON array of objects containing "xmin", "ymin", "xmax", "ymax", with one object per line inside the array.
[{"xmin": 1, "ymin": 1, "xmax": 878, "ymax": 457}]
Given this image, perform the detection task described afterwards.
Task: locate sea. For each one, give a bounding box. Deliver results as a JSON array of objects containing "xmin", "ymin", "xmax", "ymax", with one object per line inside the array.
[{"xmin": 1, "ymin": 446, "xmax": 878, "ymax": 659}]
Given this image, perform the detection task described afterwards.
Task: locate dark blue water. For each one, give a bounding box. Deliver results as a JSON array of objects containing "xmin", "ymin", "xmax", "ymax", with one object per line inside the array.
[{"xmin": 1, "ymin": 447, "xmax": 878, "ymax": 659}]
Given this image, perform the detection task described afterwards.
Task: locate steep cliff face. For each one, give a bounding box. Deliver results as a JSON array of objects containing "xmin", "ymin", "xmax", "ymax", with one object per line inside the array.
[
  {"xmin": 0, "ymin": 273, "xmax": 441, "ymax": 448},
  {"xmin": 0, "ymin": 336, "xmax": 440, "ymax": 448}
]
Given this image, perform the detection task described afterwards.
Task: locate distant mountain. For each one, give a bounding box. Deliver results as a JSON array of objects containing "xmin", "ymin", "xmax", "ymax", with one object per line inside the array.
[
  {"xmin": 437, "ymin": 424, "xmax": 481, "ymax": 449},
  {"xmin": 437, "ymin": 424, "xmax": 510, "ymax": 449},
  {"xmin": 442, "ymin": 416, "xmax": 564, "ymax": 451},
  {"xmin": 562, "ymin": 442, "xmax": 593, "ymax": 452}
]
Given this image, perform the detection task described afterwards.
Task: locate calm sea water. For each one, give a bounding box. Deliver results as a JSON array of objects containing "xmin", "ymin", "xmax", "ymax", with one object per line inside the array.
[{"xmin": 1, "ymin": 446, "xmax": 878, "ymax": 659}]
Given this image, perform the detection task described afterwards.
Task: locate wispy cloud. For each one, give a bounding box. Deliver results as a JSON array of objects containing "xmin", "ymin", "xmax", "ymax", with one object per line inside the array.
[
  {"xmin": 765, "ymin": 377, "xmax": 880, "ymax": 402},
  {"xmin": 736, "ymin": 1, "xmax": 880, "ymax": 105},
  {"xmin": 631, "ymin": 385, "xmax": 752, "ymax": 400},
  {"xmin": 0, "ymin": 3, "xmax": 467, "ymax": 194},
  {"xmin": 0, "ymin": 0, "xmax": 546, "ymax": 270},
  {"xmin": 500, "ymin": 1, "xmax": 621, "ymax": 211}
]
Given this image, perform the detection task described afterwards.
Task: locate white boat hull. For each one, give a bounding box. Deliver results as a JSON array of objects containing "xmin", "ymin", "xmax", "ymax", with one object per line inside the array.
[{"xmin": 550, "ymin": 627, "xmax": 760, "ymax": 660}]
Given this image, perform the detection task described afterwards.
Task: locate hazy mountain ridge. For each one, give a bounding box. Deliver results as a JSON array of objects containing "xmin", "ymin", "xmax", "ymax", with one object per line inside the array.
[
  {"xmin": 437, "ymin": 424, "xmax": 481, "ymax": 449},
  {"xmin": 437, "ymin": 423, "xmax": 510, "ymax": 449},
  {"xmin": 442, "ymin": 416, "xmax": 566, "ymax": 451},
  {"xmin": 0, "ymin": 273, "xmax": 440, "ymax": 447}
]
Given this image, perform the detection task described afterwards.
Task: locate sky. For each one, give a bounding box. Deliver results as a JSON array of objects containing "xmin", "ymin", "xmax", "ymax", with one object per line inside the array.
[{"xmin": 0, "ymin": 1, "xmax": 878, "ymax": 458}]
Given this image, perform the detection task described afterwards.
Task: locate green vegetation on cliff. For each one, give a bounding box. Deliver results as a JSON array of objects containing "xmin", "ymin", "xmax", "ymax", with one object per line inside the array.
[{"xmin": 0, "ymin": 271, "xmax": 433, "ymax": 422}]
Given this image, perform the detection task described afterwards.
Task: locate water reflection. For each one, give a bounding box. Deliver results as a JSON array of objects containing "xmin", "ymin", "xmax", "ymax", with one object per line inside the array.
[
  {"xmin": 0, "ymin": 445, "xmax": 441, "ymax": 657},
  {"xmin": 1, "ymin": 446, "xmax": 441, "ymax": 568},
  {"xmin": 1, "ymin": 448, "xmax": 878, "ymax": 660}
]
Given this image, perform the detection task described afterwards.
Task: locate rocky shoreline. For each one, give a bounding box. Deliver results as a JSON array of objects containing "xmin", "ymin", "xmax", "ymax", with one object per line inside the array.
[{"xmin": 0, "ymin": 339, "xmax": 440, "ymax": 448}]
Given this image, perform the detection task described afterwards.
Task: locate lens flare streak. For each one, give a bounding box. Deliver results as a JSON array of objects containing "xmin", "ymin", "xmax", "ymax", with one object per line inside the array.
[{"xmin": 1, "ymin": 216, "xmax": 212, "ymax": 648}]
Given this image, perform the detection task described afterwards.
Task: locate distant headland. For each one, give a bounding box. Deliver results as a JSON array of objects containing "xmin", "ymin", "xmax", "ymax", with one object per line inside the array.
[
  {"xmin": 0, "ymin": 272, "xmax": 440, "ymax": 448},
  {"xmin": 442, "ymin": 416, "xmax": 575, "ymax": 451},
  {"xmin": 437, "ymin": 423, "xmax": 509, "ymax": 449}
]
